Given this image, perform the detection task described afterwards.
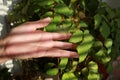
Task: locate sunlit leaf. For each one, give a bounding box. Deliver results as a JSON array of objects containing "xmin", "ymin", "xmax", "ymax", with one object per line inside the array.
[
  {"xmin": 59, "ymin": 58, "xmax": 68, "ymax": 70},
  {"xmin": 69, "ymin": 30, "xmax": 83, "ymax": 43},
  {"xmin": 100, "ymin": 21, "xmax": 110, "ymax": 39},
  {"xmin": 88, "ymin": 73, "xmax": 100, "ymax": 80},
  {"xmin": 88, "ymin": 61, "xmax": 98, "ymax": 73},
  {"xmin": 62, "ymin": 72, "xmax": 77, "ymax": 80},
  {"xmin": 104, "ymin": 39, "xmax": 113, "ymax": 54},
  {"xmin": 77, "ymin": 30, "xmax": 94, "ymax": 62},
  {"xmin": 95, "ymin": 48, "xmax": 111, "ymax": 64},
  {"xmin": 52, "ymin": 14, "xmax": 62, "ymax": 23},
  {"xmin": 42, "ymin": 11, "xmax": 53, "ymax": 18},
  {"xmin": 83, "ymin": 30, "xmax": 94, "ymax": 42},
  {"xmin": 101, "ymin": 55, "xmax": 111, "ymax": 64},
  {"xmin": 45, "ymin": 23, "xmax": 58, "ymax": 32},
  {"xmin": 55, "ymin": 4, "xmax": 73, "ymax": 16},
  {"xmin": 71, "ymin": 61, "xmax": 78, "ymax": 72},
  {"xmin": 46, "ymin": 68, "xmax": 58, "ymax": 76},
  {"xmin": 38, "ymin": 0, "xmax": 54, "ymax": 6}
]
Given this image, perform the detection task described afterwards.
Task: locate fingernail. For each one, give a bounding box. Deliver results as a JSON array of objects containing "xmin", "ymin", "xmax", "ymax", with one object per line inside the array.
[{"xmin": 70, "ymin": 52, "xmax": 79, "ymax": 58}]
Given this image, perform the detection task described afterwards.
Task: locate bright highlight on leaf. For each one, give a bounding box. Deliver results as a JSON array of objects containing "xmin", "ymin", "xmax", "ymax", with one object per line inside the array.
[
  {"xmin": 59, "ymin": 58, "xmax": 68, "ymax": 70},
  {"xmin": 69, "ymin": 30, "xmax": 83, "ymax": 43},
  {"xmin": 88, "ymin": 73, "xmax": 100, "ymax": 80},
  {"xmin": 88, "ymin": 61, "xmax": 98, "ymax": 73},
  {"xmin": 62, "ymin": 72, "xmax": 77, "ymax": 80},
  {"xmin": 104, "ymin": 39, "xmax": 113, "ymax": 54},
  {"xmin": 77, "ymin": 30, "xmax": 94, "ymax": 62}
]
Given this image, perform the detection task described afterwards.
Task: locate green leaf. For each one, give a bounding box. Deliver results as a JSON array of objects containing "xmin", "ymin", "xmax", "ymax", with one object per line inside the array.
[
  {"xmin": 94, "ymin": 14, "xmax": 102, "ymax": 29},
  {"xmin": 88, "ymin": 61, "xmax": 98, "ymax": 73},
  {"xmin": 81, "ymin": 0, "xmax": 86, "ymax": 12},
  {"xmin": 104, "ymin": 39, "xmax": 113, "ymax": 54},
  {"xmin": 59, "ymin": 58, "xmax": 68, "ymax": 70},
  {"xmin": 79, "ymin": 21, "xmax": 88, "ymax": 28},
  {"xmin": 100, "ymin": 21, "xmax": 110, "ymax": 39},
  {"xmin": 45, "ymin": 63, "xmax": 55, "ymax": 69},
  {"xmin": 62, "ymin": 72, "xmax": 77, "ymax": 80},
  {"xmin": 81, "ymin": 67, "xmax": 89, "ymax": 76},
  {"xmin": 42, "ymin": 11, "xmax": 53, "ymax": 18},
  {"xmin": 89, "ymin": 41, "xmax": 103, "ymax": 56},
  {"xmin": 45, "ymin": 23, "xmax": 58, "ymax": 32},
  {"xmin": 106, "ymin": 7, "xmax": 115, "ymax": 19},
  {"xmin": 55, "ymin": 4, "xmax": 73, "ymax": 16},
  {"xmin": 83, "ymin": 30, "xmax": 94, "ymax": 42},
  {"xmin": 101, "ymin": 55, "xmax": 111, "ymax": 64},
  {"xmin": 77, "ymin": 30, "xmax": 94, "ymax": 62},
  {"xmin": 46, "ymin": 68, "xmax": 58, "ymax": 76},
  {"xmin": 95, "ymin": 48, "xmax": 111, "ymax": 64},
  {"xmin": 38, "ymin": 0, "xmax": 54, "ymax": 7},
  {"xmin": 52, "ymin": 14, "xmax": 62, "ymax": 23},
  {"xmin": 88, "ymin": 73, "xmax": 100, "ymax": 80},
  {"xmin": 69, "ymin": 30, "xmax": 83, "ymax": 43}
]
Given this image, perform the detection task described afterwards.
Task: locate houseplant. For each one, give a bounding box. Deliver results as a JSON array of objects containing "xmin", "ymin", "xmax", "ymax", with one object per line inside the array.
[{"xmin": 6, "ymin": 0, "xmax": 120, "ymax": 80}]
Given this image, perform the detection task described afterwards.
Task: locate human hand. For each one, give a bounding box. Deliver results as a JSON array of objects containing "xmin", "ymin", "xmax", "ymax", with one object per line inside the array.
[{"xmin": 0, "ymin": 17, "xmax": 78, "ymax": 63}]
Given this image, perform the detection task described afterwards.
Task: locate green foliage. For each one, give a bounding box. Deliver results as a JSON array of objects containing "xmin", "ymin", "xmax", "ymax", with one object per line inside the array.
[
  {"xmin": 7, "ymin": 0, "xmax": 120, "ymax": 80},
  {"xmin": 62, "ymin": 72, "xmax": 77, "ymax": 80},
  {"xmin": 46, "ymin": 68, "xmax": 58, "ymax": 76},
  {"xmin": 69, "ymin": 30, "xmax": 83, "ymax": 43}
]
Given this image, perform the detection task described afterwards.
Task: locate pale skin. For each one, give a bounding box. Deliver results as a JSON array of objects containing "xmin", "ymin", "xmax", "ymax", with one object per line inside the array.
[{"xmin": 0, "ymin": 17, "xmax": 79, "ymax": 64}]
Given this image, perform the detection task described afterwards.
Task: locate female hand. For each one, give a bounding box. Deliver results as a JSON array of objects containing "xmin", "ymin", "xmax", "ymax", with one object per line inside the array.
[{"xmin": 0, "ymin": 17, "xmax": 78, "ymax": 63}]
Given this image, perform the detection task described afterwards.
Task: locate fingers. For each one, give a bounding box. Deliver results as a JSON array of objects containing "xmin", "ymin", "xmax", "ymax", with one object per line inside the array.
[
  {"xmin": 5, "ymin": 41, "xmax": 77, "ymax": 54},
  {"xmin": 6, "ymin": 31, "xmax": 71, "ymax": 44},
  {"xmin": 11, "ymin": 17, "xmax": 51, "ymax": 33},
  {"xmin": 15, "ymin": 48, "xmax": 79, "ymax": 59}
]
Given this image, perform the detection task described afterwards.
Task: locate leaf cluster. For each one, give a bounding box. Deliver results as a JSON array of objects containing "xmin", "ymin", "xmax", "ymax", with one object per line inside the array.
[{"xmin": 6, "ymin": 0, "xmax": 120, "ymax": 80}]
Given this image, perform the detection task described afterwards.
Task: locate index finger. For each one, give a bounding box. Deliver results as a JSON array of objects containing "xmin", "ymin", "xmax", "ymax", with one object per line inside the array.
[{"xmin": 11, "ymin": 17, "xmax": 51, "ymax": 33}]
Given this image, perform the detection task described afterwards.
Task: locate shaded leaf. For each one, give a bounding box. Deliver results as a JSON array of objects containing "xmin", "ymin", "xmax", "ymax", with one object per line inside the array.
[
  {"xmin": 94, "ymin": 14, "xmax": 102, "ymax": 29},
  {"xmin": 79, "ymin": 21, "xmax": 88, "ymax": 28},
  {"xmin": 100, "ymin": 21, "xmax": 110, "ymax": 39},
  {"xmin": 81, "ymin": 67, "xmax": 89, "ymax": 76},
  {"xmin": 106, "ymin": 7, "xmax": 115, "ymax": 19}
]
